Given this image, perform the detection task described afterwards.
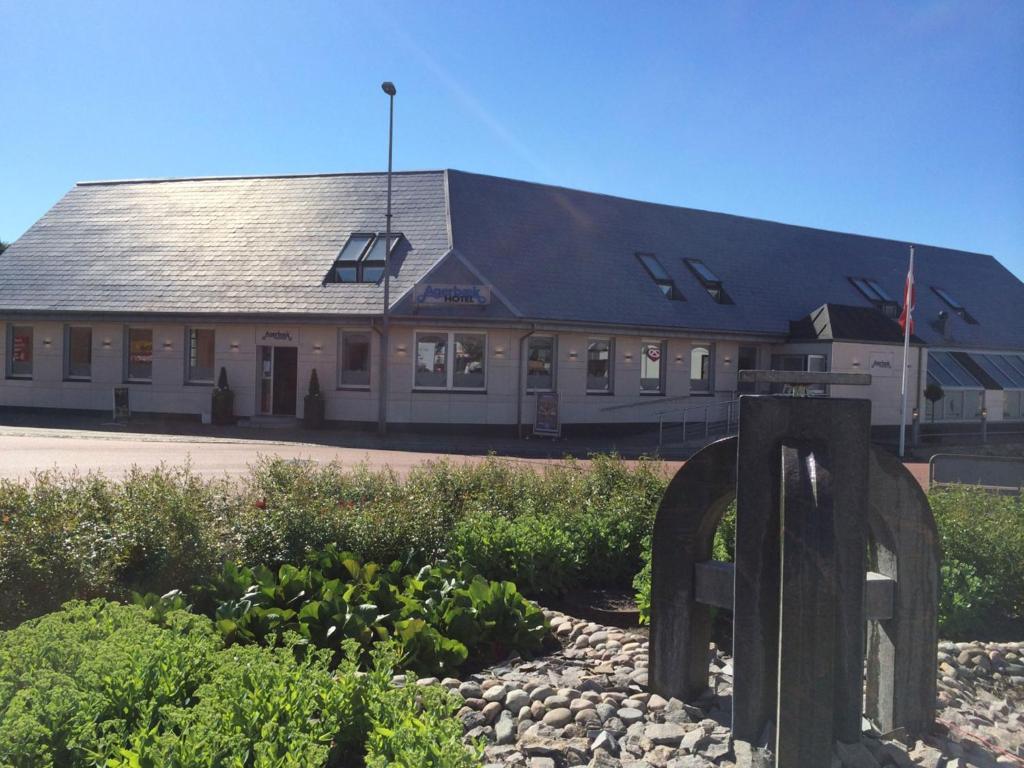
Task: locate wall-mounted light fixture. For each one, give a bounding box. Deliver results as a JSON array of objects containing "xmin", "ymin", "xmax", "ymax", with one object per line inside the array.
[
  {"xmin": 102, "ymin": 337, "xmax": 112, "ymax": 348},
  {"xmin": 981, "ymin": 407, "xmax": 988, "ymax": 420},
  {"xmin": 722, "ymin": 355, "xmax": 732, "ymax": 366},
  {"xmin": 624, "ymin": 351, "xmax": 633, "ymax": 362},
  {"xmin": 494, "ymin": 345, "xmax": 505, "ymax": 357},
  {"xmin": 851, "ymin": 358, "xmax": 861, "ymax": 368},
  {"xmin": 912, "ymin": 407, "xmax": 919, "ymax": 420},
  {"xmin": 395, "ymin": 343, "xmax": 407, "ymax": 355},
  {"xmin": 312, "ymin": 342, "xmax": 322, "ymax": 354},
  {"xmin": 163, "ymin": 339, "xmax": 173, "ymax": 351},
  {"xmin": 674, "ymin": 354, "xmax": 683, "ymax": 364},
  {"xmin": 230, "ymin": 341, "xmax": 240, "ymax": 351},
  {"xmin": 568, "ymin": 349, "xmax": 578, "ymax": 360}
]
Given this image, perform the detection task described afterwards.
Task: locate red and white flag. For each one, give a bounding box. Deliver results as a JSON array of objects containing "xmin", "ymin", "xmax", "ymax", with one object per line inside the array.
[{"xmin": 898, "ymin": 248, "xmax": 915, "ymax": 336}]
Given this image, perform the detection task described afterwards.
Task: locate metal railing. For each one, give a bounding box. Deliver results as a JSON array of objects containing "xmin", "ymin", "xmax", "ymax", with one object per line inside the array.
[{"xmin": 658, "ymin": 399, "xmax": 740, "ymax": 448}]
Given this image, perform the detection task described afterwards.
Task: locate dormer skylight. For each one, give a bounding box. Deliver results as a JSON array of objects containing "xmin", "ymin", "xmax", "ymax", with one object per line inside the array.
[
  {"xmin": 684, "ymin": 258, "xmax": 732, "ymax": 304},
  {"xmin": 324, "ymin": 233, "xmax": 402, "ymax": 284},
  {"xmin": 849, "ymin": 277, "xmax": 898, "ymax": 318},
  {"xmin": 636, "ymin": 253, "xmax": 684, "ymax": 300},
  {"xmin": 932, "ymin": 286, "xmax": 978, "ymax": 324}
]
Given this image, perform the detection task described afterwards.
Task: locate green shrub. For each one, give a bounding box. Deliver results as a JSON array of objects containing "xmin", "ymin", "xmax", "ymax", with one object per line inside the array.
[
  {"xmin": 929, "ymin": 486, "xmax": 1024, "ymax": 637},
  {"xmin": 1, "ymin": 455, "xmax": 668, "ymax": 629},
  {"xmin": 0, "ymin": 466, "xmax": 230, "ymax": 627},
  {"xmin": 0, "ymin": 600, "xmax": 481, "ymax": 767}
]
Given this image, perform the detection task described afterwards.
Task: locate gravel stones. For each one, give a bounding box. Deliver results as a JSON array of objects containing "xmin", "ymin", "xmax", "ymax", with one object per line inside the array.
[
  {"xmin": 443, "ymin": 608, "xmax": 1020, "ymax": 768},
  {"xmin": 543, "ymin": 707, "xmax": 574, "ymax": 728}
]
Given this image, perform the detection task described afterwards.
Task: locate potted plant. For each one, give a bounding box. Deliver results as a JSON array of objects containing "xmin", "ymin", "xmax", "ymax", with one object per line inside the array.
[
  {"xmin": 303, "ymin": 368, "xmax": 325, "ymax": 429},
  {"xmin": 924, "ymin": 382, "xmax": 944, "ymax": 422},
  {"xmin": 211, "ymin": 366, "xmax": 235, "ymax": 425}
]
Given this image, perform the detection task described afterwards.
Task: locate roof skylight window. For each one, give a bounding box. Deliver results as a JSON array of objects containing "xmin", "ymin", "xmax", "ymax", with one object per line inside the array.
[
  {"xmin": 849, "ymin": 277, "xmax": 898, "ymax": 318},
  {"xmin": 324, "ymin": 233, "xmax": 402, "ymax": 284},
  {"xmin": 928, "ymin": 351, "xmax": 983, "ymax": 388},
  {"xmin": 636, "ymin": 253, "xmax": 683, "ymax": 300},
  {"xmin": 931, "ymin": 286, "xmax": 977, "ymax": 324},
  {"xmin": 684, "ymin": 258, "xmax": 732, "ymax": 304}
]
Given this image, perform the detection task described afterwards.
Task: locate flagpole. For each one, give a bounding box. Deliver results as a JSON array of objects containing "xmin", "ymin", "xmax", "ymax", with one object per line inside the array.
[{"xmin": 898, "ymin": 244, "xmax": 915, "ymax": 458}]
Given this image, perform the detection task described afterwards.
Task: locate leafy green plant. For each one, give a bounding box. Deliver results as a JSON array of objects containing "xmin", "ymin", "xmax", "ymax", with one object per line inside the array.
[{"xmin": 0, "ymin": 600, "xmax": 482, "ymax": 767}]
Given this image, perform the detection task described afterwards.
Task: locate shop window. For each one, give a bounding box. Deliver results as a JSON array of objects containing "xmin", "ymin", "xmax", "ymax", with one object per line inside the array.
[
  {"xmin": 636, "ymin": 253, "xmax": 683, "ymax": 300},
  {"xmin": 640, "ymin": 340, "xmax": 666, "ymax": 394},
  {"xmin": 526, "ymin": 336, "xmax": 556, "ymax": 392},
  {"xmin": 125, "ymin": 328, "xmax": 153, "ymax": 382},
  {"xmin": 186, "ymin": 328, "xmax": 215, "ymax": 383},
  {"xmin": 414, "ymin": 331, "xmax": 486, "ymax": 390},
  {"xmin": 339, "ymin": 331, "xmax": 371, "ymax": 388},
  {"xmin": 7, "ymin": 324, "xmax": 33, "ymax": 379},
  {"xmin": 685, "ymin": 259, "xmax": 733, "ymax": 304},
  {"xmin": 64, "ymin": 326, "xmax": 92, "ymax": 380},
  {"xmin": 586, "ymin": 339, "xmax": 613, "ymax": 393},
  {"xmin": 690, "ymin": 345, "xmax": 712, "ymax": 393},
  {"xmin": 1004, "ymin": 391, "xmax": 1023, "ymax": 421}
]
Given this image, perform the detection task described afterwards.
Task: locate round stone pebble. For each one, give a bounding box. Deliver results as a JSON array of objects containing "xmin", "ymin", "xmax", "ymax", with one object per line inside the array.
[
  {"xmin": 543, "ymin": 707, "xmax": 573, "ymax": 728},
  {"xmin": 618, "ymin": 707, "xmax": 644, "ymax": 726}
]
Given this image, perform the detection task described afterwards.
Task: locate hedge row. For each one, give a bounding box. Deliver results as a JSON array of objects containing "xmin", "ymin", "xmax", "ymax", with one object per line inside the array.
[{"xmin": 0, "ymin": 455, "xmax": 666, "ymax": 628}]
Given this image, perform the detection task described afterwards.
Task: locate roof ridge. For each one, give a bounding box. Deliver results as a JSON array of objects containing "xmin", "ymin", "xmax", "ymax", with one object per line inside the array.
[{"xmin": 77, "ymin": 169, "xmax": 446, "ymax": 187}]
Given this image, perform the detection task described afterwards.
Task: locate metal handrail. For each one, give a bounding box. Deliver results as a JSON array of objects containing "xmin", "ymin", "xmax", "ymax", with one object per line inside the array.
[{"xmin": 658, "ymin": 399, "xmax": 739, "ymax": 448}]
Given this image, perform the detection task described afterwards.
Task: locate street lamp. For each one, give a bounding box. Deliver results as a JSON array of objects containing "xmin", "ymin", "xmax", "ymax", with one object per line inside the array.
[{"xmin": 378, "ymin": 81, "xmax": 396, "ymax": 436}]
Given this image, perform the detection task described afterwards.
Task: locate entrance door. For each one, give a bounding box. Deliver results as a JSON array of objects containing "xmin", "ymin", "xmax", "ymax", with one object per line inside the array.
[{"xmin": 272, "ymin": 347, "xmax": 298, "ymax": 415}]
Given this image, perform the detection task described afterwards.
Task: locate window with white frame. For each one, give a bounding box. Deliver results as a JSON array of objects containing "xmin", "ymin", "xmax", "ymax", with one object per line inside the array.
[
  {"xmin": 7, "ymin": 324, "xmax": 33, "ymax": 379},
  {"xmin": 186, "ymin": 328, "xmax": 215, "ymax": 383},
  {"xmin": 125, "ymin": 327, "xmax": 153, "ymax": 382},
  {"xmin": 690, "ymin": 344, "xmax": 712, "ymax": 393},
  {"xmin": 526, "ymin": 336, "xmax": 556, "ymax": 392},
  {"xmin": 737, "ymin": 345, "xmax": 758, "ymax": 394},
  {"xmin": 414, "ymin": 331, "xmax": 486, "ymax": 390},
  {"xmin": 64, "ymin": 326, "xmax": 93, "ymax": 380},
  {"xmin": 640, "ymin": 340, "xmax": 666, "ymax": 394},
  {"xmin": 586, "ymin": 339, "xmax": 613, "ymax": 393},
  {"xmin": 769, "ymin": 352, "xmax": 827, "ymax": 395},
  {"xmin": 338, "ymin": 331, "xmax": 371, "ymax": 388}
]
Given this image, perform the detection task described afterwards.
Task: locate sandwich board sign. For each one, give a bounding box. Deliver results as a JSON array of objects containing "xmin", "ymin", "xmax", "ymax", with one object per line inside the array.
[{"xmin": 533, "ymin": 392, "xmax": 561, "ymax": 437}]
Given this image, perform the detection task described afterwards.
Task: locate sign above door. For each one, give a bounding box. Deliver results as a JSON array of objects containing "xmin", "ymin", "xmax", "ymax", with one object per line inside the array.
[{"xmin": 257, "ymin": 326, "xmax": 301, "ymax": 346}]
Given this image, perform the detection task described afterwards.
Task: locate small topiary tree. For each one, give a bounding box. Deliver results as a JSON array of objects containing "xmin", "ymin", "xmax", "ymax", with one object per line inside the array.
[
  {"xmin": 924, "ymin": 382, "xmax": 944, "ymax": 422},
  {"xmin": 212, "ymin": 367, "xmax": 234, "ymax": 425},
  {"xmin": 304, "ymin": 368, "xmax": 325, "ymax": 429}
]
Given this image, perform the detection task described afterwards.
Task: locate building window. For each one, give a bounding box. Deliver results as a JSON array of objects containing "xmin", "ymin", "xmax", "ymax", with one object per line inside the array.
[
  {"xmin": 769, "ymin": 353, "xmax": 827, "ymax": 395},
  {"xmin": 636, "ymin": 253, "xmax": 683, "ymax": 300},
  {"xmin": 125, "ymin": 328, "xmax": 153, "ymax": 382},
  {"xmin": 690, "ymin": 345, "xmax": 712, "ymax": 393},
  {"xmin": 930, "ymin": 287, "xmax": 978, "ymax": 324},
  {"xmin": 7, "ymin": 324, "xmax": 33, "ymax": 379},
  {"xmin": 414, "ymin": 331, "xmax": 486, "ymax": 390},
  {"xmin": 586, "ymin": 339, "xmax": 613, "ymax": 393},
  {"xmin": 848, "ymin": 277, "xmax": 898, "ymax": 318},
  {"xmin": 737, "ymin": 345, "xmax": 758, "ymax": 393},
  {"xmin": 453, "ymin": 333, "xmax": 486, "ymax": 389},
  {"xmin": 526, "ymin": 336, "xmax": 556, "ymax": 392},
  {"xmin": 684, "ymin": 259, "xmax": 732, "ymax": 304},
  {"xmin": 324, "ymin": 233, "xmax": 402, "ymax": 284},
  {"xmin": 339, "ymin": 331, "xmax": 371, "ymax": 388},
  {"xmin": 64, "ymin": 326, "xmax": 92, "ymax": 380},
  {"xmin": 640, "ymin": 340, "xmax": 666, "ymax": 394},
  {"xmin": 186, "ymin": 328, "xmax": 215, "ymax": 383}
]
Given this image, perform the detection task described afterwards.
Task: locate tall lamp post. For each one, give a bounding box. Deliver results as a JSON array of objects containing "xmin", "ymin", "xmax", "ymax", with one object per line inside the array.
[{"xmin": 378, "ymin": 81, "xmax": 396, "ymax": 436}]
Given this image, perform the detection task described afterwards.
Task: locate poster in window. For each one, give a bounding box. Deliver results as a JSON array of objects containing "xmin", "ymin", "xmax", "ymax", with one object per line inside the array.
[
  {"xmin": 130, "ymin": 336, "xmax": 153, "ymax": 364},
  {"xmin": 12, "ymin": 334, "xmax": 30, "ymax": 362},
  {"xmin": 533, "ymin": 392, "xmax": 561, "ymax": 437}
]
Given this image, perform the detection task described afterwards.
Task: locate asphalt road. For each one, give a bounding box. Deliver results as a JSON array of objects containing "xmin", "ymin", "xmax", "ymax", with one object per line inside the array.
[
  {"xmin": 0, "ymin": 425, "xmax": 930, "ymax": 488},
  {"xmin": 0, "ymin": 426, "xmax": 683, "ymax": 481}
]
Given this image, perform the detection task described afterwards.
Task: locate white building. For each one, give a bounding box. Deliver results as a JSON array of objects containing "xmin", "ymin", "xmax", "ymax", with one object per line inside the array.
[{"xmin": 2, "ymin": 170, "xmax": 1022, "ymax": 435}]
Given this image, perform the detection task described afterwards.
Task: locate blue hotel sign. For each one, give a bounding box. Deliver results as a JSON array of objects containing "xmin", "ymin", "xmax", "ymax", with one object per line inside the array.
[{"xmin": 414, "ymin": 284, "xmax": 491, "ymax": 306}]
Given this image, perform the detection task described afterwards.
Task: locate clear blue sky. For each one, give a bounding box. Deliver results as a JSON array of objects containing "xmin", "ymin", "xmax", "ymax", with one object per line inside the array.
[{"xmin": 2, "ymin": 1, "xmax": 1022, "ymax": 278}]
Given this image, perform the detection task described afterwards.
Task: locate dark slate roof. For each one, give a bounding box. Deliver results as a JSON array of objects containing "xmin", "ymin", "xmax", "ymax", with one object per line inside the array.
[
  {"xmin": 445, "ymin": 170, "xmax": 1024, "ymax": 350},
  {"xmin": 0, "ymin": 171, "xmax": 450, "ymax": 316},
  {"xmin": 788, "ymin": 304, "xmax": 925, "ymax": 344},
  {"xmin": 3, "ymin": 168, "xmax": 1022, "ymax": 352}
]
